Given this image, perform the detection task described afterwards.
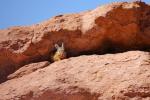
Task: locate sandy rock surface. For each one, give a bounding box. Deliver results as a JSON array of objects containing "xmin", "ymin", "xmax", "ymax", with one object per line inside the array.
[
  {"xmin": 0, "ymin": 51, "xmax": 150, "ymax": 100},
  {"xmin": 0, "ymin": 1, "xmax": 150, "ymax": 83},
  {"xmin": 7, "ymin": 61, "xmax": 50, "ymax": 80},
  {"xmin": 0, "ymin": 1, "xmax": 150, "ymax": 100}
]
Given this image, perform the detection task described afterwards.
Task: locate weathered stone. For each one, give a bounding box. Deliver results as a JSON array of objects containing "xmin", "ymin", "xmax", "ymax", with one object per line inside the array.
[
  {"xmin": 0, "ymin": 1, "xmax": 150, "ymax": 83},
  {"xmin": 0, "ymin": 51, "xmax": 149, "ymax": 100},
  {"xmin": 7, "ymin": 61, "xmax": 50, "ymax": 80}
]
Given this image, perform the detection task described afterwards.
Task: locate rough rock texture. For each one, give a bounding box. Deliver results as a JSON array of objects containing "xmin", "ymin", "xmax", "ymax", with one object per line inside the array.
[
  {"xmin": 0, "ymin": 51, "xmax": 150, "ymax": 100},
  {"xmin": 7, "ymin": 61, "xmax": 50, "ymax": 80},
  {"xmin": 0, "ymin": 1, "xmax": 150, "ymax": 83}
]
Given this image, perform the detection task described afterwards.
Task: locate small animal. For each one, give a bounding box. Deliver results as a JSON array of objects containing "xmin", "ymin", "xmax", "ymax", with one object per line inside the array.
[{"xmin": 52, "ymin": 43, "xmax": 67, "ymax": 62}]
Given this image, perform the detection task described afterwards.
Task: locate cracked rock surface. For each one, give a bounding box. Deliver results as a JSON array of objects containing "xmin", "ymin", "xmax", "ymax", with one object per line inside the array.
[
  {"xmin": 0, "ymin": 1, "xmax": 150, "ymax": 100},
  {"xmin": 0, "ymin": 51, "xmax": 150, "ymax": 100},
  {"xmin": 7, "ymin": 61, "xmax": 50, "ymax": 80},
  {"xmin": 0, "ymin": 1, "xmax": 150, "ymax": 83}
]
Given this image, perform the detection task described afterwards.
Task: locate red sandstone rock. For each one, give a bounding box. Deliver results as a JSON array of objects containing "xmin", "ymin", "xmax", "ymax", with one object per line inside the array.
[
  {"xmin": 0, "ymin": 1, "xmax": 150, "ymax": 83},
  {"xmin": 0, "ymin": 51, "xmax": 149, "ymax": 100},
  {"xmin": 7, "ymin": 61, "xmax": 50, "ymax": 80}
]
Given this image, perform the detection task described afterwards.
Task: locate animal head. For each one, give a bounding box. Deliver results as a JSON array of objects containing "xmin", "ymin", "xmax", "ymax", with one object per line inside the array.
[
  {"xmin": 53, "ymin": 43, "xmax": 66, "ymax": 61},
  {"xmin": 54, "ymin": 43, "xmax": 65, "ymax": 53}
]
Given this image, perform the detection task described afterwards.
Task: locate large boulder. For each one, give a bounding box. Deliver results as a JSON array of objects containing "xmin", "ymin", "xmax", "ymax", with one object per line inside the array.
[
  {"xmin": 0, "ymin": 1, "xmax": 150, "ymax": 83},
  {"xmin": 0, "ymin": 51, "xmax": 149, "ymax": 100}
]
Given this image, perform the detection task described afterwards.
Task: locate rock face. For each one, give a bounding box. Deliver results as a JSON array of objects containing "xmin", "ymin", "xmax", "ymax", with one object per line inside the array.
[
  {"xmin": 7, "ymin": 61, "xmax": 50, "ymax": 80},
  {"xmin": 0, "ymin": 1, "xmax": 150, "ymax": 83},
  {"xmin": 0, "ymin": 51, "xmax": 150, "ymax": 100},
  {"xmin": 0, "ymin": 1, "xmax": 150, "ymax": 100}
]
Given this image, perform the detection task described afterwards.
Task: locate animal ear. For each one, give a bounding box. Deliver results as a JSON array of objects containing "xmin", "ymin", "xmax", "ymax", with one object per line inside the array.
[
  {"xmin": 55, "ymin": 44, "xmax": 59, "ymax": 49},
  {"xmin": 61, "ymin": 43, "xmax": 64, "ymax": 49}
]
